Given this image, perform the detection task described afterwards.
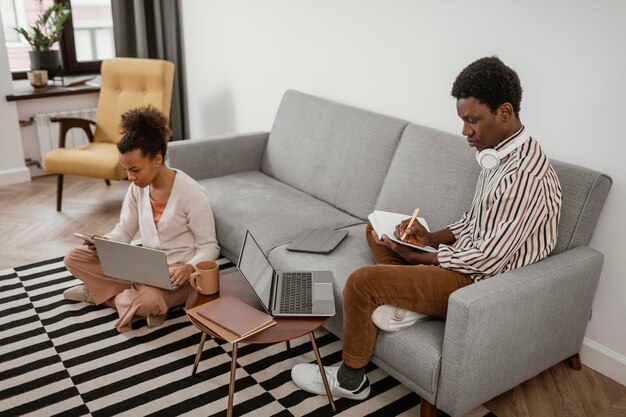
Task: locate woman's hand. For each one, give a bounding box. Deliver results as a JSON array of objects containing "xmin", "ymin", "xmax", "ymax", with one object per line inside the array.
[
  {"xmin": 394, "ymin": 218, "xmax": 431, "ymax": 247},
  {"xmin": 84, "ymin": 233, "xmax": 99, "ymax": 252},
  {"xmin": 169, "ymin": 263, "xmax": 194, "ymax": 287}
]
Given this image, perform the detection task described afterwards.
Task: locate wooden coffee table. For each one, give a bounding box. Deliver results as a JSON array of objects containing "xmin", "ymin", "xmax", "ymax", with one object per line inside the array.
[{"xmin": 186, "ymin": 271, "xmax": 336, "ymax": 417}]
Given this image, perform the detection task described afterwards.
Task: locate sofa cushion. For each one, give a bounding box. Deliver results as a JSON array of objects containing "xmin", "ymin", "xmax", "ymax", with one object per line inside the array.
[
  {"xmin": 375, "ymin": 123, "xmax": 481, "ymax": 231},
  {"xmin": 268, "ymin": 223, "xmax": 372, "ymax": 336},
  {"xmin": 550, "ymin": 160, "xmax": 612, "ymax": 255},
  {"xmin": 262, "ymin": 90, "xmax": 408, "ymax": 220},
  {"xmin": 198, "ymin": 171, "xmax": 363, "ymax": 260}
]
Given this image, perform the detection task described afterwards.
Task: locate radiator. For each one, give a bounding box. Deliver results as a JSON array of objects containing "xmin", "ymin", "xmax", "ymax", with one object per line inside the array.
[{"xmin": 34, "ymin": 108, "xmax": 98, "ymax": 159}]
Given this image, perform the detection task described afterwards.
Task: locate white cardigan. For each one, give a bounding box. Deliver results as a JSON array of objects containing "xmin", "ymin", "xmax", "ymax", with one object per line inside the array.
[{"xmin": 105, "ymin": 169, "xmax": 220, "ymax": 266}]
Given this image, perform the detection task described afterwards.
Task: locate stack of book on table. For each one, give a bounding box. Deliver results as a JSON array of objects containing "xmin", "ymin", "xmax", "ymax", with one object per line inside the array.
[{"xmin": 187, "ymin": 294, "xmax": 276, "ymax": 343}]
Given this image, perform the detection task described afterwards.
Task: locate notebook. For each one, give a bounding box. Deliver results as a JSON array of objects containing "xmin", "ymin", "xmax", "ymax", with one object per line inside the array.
[
  {"xmin": 367, "ymin": 210, "xmax": 437, "ymax": 253},
  {"xmin": 237, "ymin": 230, "xmax": 336, "ymax": 317},
  {"xmin": 286, "ymin": 228, "xmax": 349, "ymax": 254},
  {"xmin": 93, "ymin": 238, "xmax": 177, "ymax": 290},
  {"xmin": 196, "ymin": 294, "xmax": 276, "ymax": 340}
]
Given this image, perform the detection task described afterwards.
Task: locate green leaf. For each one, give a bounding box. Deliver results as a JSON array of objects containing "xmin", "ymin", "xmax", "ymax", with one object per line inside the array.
[{"xmin": 13, "ymin": 2, "xmax": 71, "ymax": 50}]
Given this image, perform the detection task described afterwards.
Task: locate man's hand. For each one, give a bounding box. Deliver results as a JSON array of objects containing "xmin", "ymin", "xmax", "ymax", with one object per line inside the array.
[
  {"xmin": 394, "ymin": 218, "xmax": 431, "ymax": 247},
  {"xmin": 371, "ymin": 229, "xmax": 438, "ymax": 265},
  {"xmin": 169, "ymin": 263, "xmax": 194, "ymax": 287}
]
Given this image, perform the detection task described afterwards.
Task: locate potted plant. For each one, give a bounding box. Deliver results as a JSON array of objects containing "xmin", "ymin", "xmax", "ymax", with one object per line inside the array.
[{"xmin": 14, "ymin": 0, "xmax": 71, "ymax": 79}]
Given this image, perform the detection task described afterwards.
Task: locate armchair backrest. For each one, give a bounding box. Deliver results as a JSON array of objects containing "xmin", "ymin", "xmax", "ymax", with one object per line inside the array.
[{"xmin": 94, "ymin": 58, "xmax": 175, "ymax": 144}]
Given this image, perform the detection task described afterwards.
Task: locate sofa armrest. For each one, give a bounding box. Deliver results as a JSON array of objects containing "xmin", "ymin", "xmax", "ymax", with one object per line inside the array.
[
  {"xmin": 436, "ymin": 246, "xmax": 604, "ymax": 417},
  {"xmin": 167, "ymin": 132, "xmax": 269, "ymax": 180}
]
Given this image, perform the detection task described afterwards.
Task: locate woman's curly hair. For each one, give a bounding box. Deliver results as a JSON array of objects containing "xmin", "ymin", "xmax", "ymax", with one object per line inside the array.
[
  {"xmin": 451, "ymin": 56, "xmax": 523, "ymax": 115},
  {"xmin": 117, "ymin": 106, "xmax": 171, "ymax": 159}
]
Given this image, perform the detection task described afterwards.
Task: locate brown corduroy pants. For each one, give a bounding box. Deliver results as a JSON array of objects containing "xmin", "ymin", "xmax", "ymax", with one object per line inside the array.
[{"xmin": 341, "ymin": 224, "xmax": 474, "ymax": 369}]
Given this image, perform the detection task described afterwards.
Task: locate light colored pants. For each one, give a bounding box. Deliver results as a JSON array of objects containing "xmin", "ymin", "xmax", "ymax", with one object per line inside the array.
[
  {"xmin": 341, "ymin": 224, "xmax": 474, "ymax": 368},
  {"xmin": 64, "ymin": 247, "xmax": 191, "ymax": 332}
]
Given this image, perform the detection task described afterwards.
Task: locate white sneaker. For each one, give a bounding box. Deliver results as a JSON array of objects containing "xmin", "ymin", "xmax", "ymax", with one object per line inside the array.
[
  {"xmin": 371, "ymin": 305, "xmax": 430, "ymax": 332},
  {"xmin": 291, "ymin": 364, "xmax": 370, "ymax": 400},
  {"xmin": 63, "ymin": 285, "xmax": 93, "ymax": 303}
]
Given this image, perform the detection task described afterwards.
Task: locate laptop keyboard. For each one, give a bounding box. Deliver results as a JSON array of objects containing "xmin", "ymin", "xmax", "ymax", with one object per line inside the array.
[{"xmin": 279, "ymin": 272, "xmax": 313, "ymax": 314}]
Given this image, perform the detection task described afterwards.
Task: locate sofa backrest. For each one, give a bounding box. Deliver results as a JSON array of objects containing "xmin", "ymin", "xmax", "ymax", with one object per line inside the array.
[
  {"xmin": 375, "ymin": 123, "xmax": 481, "ymax": 231},
  {"xmin": 550, "ymin": 160, "xmax": 612, "ymax": 255},
  {"xmin": 261, "ymin": 90, "xmax": 408, "ymax": 220}
]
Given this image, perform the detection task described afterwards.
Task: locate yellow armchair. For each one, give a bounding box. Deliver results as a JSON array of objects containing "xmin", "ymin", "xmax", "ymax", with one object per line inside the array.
[{"xmin": 43, "ymin": 58, "xmax": 174, "ymax": 211}]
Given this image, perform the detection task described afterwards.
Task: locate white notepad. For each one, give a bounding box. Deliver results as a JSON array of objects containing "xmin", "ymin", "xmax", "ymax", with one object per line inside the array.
[{"xmin": 367, "ymin": 210, "xmax": 437, "ymax": 253}]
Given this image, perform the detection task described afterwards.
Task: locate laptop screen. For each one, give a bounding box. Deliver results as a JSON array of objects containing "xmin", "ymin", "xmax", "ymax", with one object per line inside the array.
[{"xmin": 237, "ymin": 231, "xmax": 274, "ymax": 310}]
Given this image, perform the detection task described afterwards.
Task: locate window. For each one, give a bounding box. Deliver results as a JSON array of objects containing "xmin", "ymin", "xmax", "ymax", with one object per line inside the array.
[
  {"xmin": 60, "ymin": 0, "xmax": 115, "ymax": 74},
  {"xmin": 2, "ymin": 0, "xmax": 51, "ymax": 73},
  {"xmin": 1, "ymin": 0, "xmax": 115, "ymax": 78}
]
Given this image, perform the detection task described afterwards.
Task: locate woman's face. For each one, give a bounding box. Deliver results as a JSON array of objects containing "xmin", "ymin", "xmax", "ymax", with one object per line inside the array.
[{"xmin": 119, "ymin": 148, "xmax": 162, "ymax": 188}]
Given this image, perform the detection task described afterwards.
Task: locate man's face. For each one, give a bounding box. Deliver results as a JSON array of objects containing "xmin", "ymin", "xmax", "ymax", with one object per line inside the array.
[{"xmin": 456, "ymin": 97, "xmax": 508, "ymax": 152}]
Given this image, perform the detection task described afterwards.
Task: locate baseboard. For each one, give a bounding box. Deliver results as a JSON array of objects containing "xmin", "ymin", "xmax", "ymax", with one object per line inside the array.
[
  {"xmin": 0, "ymin": 167, "xmax": 31, "ymax": 186},
  {"xmin": 581, "ymin": 338, "xmax": 626, "ymax": 386}
]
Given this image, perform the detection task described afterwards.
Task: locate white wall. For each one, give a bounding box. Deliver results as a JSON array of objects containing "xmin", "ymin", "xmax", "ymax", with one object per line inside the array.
[
  {"xmin": 0, "ymin": 15, "xmax": 30, "ymax": 185},
  {"xmin": 182, "ymin": 0, "xmax": 626, "ymax": 384}
]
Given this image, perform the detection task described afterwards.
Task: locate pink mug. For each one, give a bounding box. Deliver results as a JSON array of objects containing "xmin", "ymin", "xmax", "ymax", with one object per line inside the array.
[{"xmin": 190, "ymin": 261, "xmax": 219, "ymax": 295}]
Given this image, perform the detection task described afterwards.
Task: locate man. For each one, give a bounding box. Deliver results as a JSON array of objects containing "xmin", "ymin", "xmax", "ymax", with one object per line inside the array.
[{"xmin": 291, "ymin": 56, "xmax": 563, "ymax": 400}]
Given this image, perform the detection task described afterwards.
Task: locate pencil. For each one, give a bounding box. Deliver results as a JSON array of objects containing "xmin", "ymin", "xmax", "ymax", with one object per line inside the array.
[{"xmin": 401, "ymin": 208, "xmax": 420, "ymax": 241}]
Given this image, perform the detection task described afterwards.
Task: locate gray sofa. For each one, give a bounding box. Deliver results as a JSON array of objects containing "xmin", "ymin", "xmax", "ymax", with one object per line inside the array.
[{"xmin": 169, "ymin": 90, "xmax": 611, "ymax": 417}]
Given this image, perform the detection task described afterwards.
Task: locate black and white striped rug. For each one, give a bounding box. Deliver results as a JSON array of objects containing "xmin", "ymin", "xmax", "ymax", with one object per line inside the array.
[{"xmin": 1, "ymin": 257, "xmax": 495, "ymax": 417}]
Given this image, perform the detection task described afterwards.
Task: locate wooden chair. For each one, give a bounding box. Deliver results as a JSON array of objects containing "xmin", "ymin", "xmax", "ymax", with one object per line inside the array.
[{"xmin": 43, "ymin": 58, "xmax": 174, "ymax": 211}]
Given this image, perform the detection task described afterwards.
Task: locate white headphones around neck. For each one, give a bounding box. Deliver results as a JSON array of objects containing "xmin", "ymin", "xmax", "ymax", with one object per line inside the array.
[{"xmin": 475, "ymin": 130, "xmax": 530, "ymax": 170}]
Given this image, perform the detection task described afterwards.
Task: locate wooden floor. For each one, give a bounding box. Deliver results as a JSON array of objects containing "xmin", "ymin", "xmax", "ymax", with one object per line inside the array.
[
  {"xmin": 0, "ymin": 175, "xmax": 128, "ymax": 269},
  {"xmin": 1, "ymin": 175, "xmax": 625, "ymax": 417}
]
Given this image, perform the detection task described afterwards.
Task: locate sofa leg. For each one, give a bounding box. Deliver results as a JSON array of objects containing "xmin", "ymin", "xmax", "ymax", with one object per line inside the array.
[
  {"xmin": 567, "ymin": 353, "xmax": 582, "ymax": 370},
  {"xmin": 105, "ymin": 179, "xmax": 111, "ymax": 186},
  {"xmin": 56, "ymin": 174, "xmax": 64, "ymax": 212},
  {"xmin": 420, "ymin": 398, "xmax": 437, "ymax": 417}
]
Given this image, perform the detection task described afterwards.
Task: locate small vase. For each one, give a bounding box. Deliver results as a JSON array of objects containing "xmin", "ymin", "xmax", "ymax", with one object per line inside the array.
[
  {"xmin": 29, "ymin": 50, "xmax": 63, "ymax": 80},
  {"xmin": 27, "ymin": 70, "xmax": 48, "ymax": 89}
]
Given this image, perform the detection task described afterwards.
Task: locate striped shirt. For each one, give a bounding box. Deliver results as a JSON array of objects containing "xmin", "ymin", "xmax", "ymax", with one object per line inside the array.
[{"xmin": 437, "ymin": 128, "xmax": 562, "ymax": 281}]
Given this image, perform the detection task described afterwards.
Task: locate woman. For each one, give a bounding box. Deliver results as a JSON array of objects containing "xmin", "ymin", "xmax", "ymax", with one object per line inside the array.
[{"xmin": 63, "ymin": 106, "xmax": 220, "ymax": 332}]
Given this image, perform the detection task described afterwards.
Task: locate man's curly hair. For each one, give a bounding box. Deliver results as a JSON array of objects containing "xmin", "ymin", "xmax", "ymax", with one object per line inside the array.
[
  {"xmin": 451, "ymin": 56, "xmax": 522, "ymax": 115},
  {"xmin": 117, "ymin": 106, "xmax": 171, "ymax": 159}
]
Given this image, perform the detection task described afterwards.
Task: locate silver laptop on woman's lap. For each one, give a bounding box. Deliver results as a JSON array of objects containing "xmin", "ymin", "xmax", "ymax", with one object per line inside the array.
[
  {"xmin": 237, "ymin": 230, "xmax": 336, "ymax": 317},
  {"xmin": 93, "ymin": 237, "xmax": 176, "ymax": 290}
]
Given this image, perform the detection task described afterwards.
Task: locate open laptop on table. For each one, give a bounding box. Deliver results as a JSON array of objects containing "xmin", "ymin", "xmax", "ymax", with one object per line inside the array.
[
  {"xmin": 237, "ymin": 230, "xmax": 336, "ymax": 317},
  {"xmin": 93, "ymin": 237, "xmax": 177, "ymax": 290}
]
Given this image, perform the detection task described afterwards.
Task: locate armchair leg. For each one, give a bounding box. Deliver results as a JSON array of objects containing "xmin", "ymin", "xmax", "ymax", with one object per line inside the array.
[
  {"xmin": 420, "ymin": 398, "xmax": 437, "ymax": 417},
  {"xmin": 56, "ymin": 175, "xmax": 64, "ymax": 212},
  {"xmin": 567, "ymin": 353, "xmax": 582, "ymax": 370},
  {"xmin": 105, "ymin": 179, "xmax": 111, "ymax": 186}
]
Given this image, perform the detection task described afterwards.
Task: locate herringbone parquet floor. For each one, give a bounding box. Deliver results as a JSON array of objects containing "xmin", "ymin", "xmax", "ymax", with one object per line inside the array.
[
  {"xmin": 1, "ymin": 174, "xmax": 624, "ymax": 417},
  {"xmin": 0, "ymin": 175, "xmax": 128, "ymax": 269}
]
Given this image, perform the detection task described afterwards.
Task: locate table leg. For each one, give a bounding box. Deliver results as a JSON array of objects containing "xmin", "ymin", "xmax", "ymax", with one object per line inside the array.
[
  {"xmin": 285, "ymin": 340, "xmax": 291, "ymax": 351},
  {"xmin": 309, "ymin": 332, "xmax": 336, "ymax": 411},
  {"xmin": 192, "ymin": 332, "xmax": 208, "ymax": 375},
  {"xmin": 227, "ymin": 342, "xmax": 238, "ymax": 417}
]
